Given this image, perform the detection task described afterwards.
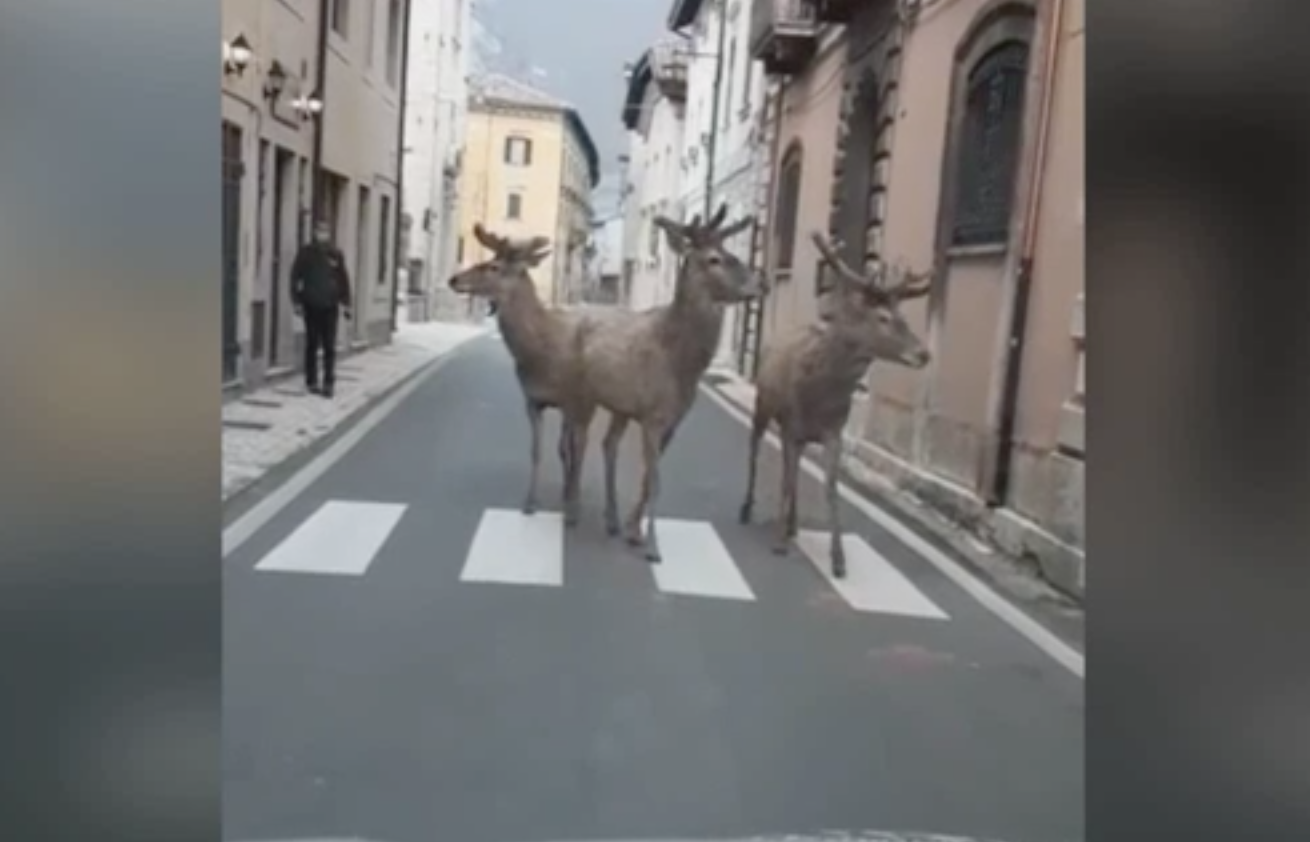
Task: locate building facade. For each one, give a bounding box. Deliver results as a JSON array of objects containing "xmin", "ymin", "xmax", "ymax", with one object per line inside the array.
[
  {"xmin": 746, "ymin": 0, "xmax": 1085, "ymax": 594},
  {"xmin": 402, "ymin": 0, "xmax": 473, "ymax": 322},
  {"xmin": 619, "ymin": 39, "xmax": 688, "ymax": 311},
  {"xmin": 456, "ymin": 74, "xmax": 599, "ymax": 306},
  {"xmin": 667, "ymin": 0, "xmax": 771, "ymax": 365},
  {"xmin": 221, "ymin": 0, "xmax": 408, "ymax": 391}
]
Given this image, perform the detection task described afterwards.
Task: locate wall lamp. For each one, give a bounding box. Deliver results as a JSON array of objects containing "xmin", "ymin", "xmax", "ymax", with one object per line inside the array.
[
  {"xmin": 262, "ymin": 60, "xmax": 287, "ymax": 102},
  {"xmin": 292, "ymin": 89, "xmax": 324, "ymax": 121},
  {"xmin": 222, "ymin": 34, "xmax": 254, "ymax": 76}
]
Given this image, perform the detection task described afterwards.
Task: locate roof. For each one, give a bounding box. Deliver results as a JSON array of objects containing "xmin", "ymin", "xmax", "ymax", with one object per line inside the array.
[
  {"xmin": 620, "ymin": 52, "xmax": 653, "ymax": 132},
  {"xmin": 470, "ymin": 72, "xmax": 600, "ymax": 190},
  {"xmin": 667, "ymin": 0, "xmax": 706, "ymax": 31}
]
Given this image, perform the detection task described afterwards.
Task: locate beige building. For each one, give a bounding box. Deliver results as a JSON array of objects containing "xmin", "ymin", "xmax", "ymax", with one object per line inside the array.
[
  {"xmin": 747, "ymin": 0, "xmax": 1084, "ymax": 595},
  {"xmin": 221, "ymin": 0, "xmax": 408, "ymax": 390},
  {"xmin": 458, "ymin": 74, "xmax": 600, "ymax": 305}
]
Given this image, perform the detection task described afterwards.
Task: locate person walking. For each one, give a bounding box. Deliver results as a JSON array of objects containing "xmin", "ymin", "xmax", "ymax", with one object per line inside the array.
[{"xmin": 291, "ymin": 220, "xmax": 353, "ymax": 398}]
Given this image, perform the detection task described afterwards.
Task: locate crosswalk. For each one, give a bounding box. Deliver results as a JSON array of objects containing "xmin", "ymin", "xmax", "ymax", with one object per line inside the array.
[{"xmin": 246, "ymin": 499, "xmax": 951, "ymax": 621}]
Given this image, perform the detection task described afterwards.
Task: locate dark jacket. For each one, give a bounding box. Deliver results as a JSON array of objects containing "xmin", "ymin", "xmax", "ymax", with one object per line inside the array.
[{"xmin": 291, "ymin": 242, "xmax": 353, "ymax": 310}]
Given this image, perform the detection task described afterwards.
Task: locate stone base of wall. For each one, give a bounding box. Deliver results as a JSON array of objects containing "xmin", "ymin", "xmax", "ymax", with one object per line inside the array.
[{"xmin": 843, "ymin": 433, "xmax": 1085, "ymax": 600}]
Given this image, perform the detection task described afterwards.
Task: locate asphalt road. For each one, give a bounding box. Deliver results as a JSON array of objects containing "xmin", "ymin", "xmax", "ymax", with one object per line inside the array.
[{"xmin": 223, "ymin": 334, "xmax": 1084, "ymax": 842}]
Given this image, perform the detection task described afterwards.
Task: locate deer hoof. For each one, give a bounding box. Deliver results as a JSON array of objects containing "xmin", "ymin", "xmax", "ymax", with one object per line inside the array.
[
  {"xmin": 603, "ymin": 512, "xmax": 621, "ymax": 536},
  {"xmin": 644, "ymin": 546, "xmax": 662, "ymax": 563},
  {"xmin": 521, "ymin": 501, "xmax": 537, "ymax": 516},
  {"xmin": 563, "ymin": 510, "xmax": 579, "ymax": 528},
  {"xmin": 738, "ymin": 502, "xmax": 753, "ymax": 524},
  {"xmin": 831, "ymin": 556, "xmax": 847, "ymax": 579},
  {"xmin": 771, "ymin": 541, "xmax": 790, "ymax": 557}
]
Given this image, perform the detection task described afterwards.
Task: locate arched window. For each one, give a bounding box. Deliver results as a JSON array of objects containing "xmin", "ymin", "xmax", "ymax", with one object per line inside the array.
[
  {"xmin": 773, "ymin": 143, "xmax": 803, "ymax": 280},
  {"xmin": 948, "ymin": 6, "xmax": 1034, "ymax": 248}
]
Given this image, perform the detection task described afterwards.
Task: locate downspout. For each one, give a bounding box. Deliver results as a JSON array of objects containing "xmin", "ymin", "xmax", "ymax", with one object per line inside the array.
[
  {"xmin": 391, "ymin": 0, "xmax": 415, "ymax": 333},
  {"xmin": 309, "ymin": 0, "xmax": 331, "ymax": 225},
  {"xmin": 986, "ymin": 0, "xmax": 1065, "ymax": 506},
  {"xmin": 703, "ymin": 0, "xmax": 729, "ymax": 218}
]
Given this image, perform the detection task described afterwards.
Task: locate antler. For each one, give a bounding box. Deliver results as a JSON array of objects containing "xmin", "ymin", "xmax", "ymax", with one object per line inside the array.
[
  {"xmin": 881, "ymin": 262, "xmax": 935, "ymax": 301},
  {"xmin": 705, "ymin": 203, "xmax": 728, "ymax": 231},
  {"xmin": 810, "ymin": 231, "xmax": 871, "ymax": 288},
  {"xmin": 473, "ymin": 223, "xmax": 508, "ymax": 254}
]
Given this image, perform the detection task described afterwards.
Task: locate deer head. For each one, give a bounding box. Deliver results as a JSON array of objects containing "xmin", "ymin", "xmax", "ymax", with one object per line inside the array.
[
  {"xmin": 811, "ymin": 231, "xmax": 933, "ymax": 369},
  {"xmin": 653, "ymin": 204, "xmax": 765, "ymax": 304},
  {"xmin": 448, "ymin": 223, "xmax": 552, "ymax": 300}
]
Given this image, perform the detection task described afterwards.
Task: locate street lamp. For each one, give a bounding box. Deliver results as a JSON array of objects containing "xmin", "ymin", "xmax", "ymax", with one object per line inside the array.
[
  {"xmin": 293, "ymin": 89, "xmax": 324, "ymax": 121},
  {"xmin": 223, "ymin": 34, "xmax": 254, "ymax": 76},
  {"xmin": 262, "ymin": 60, "xmax": 287, "ymax": 102}
]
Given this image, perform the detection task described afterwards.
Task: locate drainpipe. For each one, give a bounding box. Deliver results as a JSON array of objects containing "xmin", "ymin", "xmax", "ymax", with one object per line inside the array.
[
  {"xmin": 391, "ymin": 0, "xmax": 415, "ymax": 333},
  {"xmin": 309, "ymin": 0, "xmax": 331, "ymax": 226},
  {"xmin": 986, "ymin": 0, "xmax": 1065, "ymax": 506},
  {"xmin": 702, "ymin": 0, "xmax": 729, "ymax": 218}
]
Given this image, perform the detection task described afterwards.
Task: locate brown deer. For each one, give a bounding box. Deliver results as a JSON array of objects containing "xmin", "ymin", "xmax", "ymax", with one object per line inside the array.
[
  {"xmin": 739, "ymin": 230, "xmax": 933, "ymax": 578},
  {"xmin": 561, "ymin": 205, "xmax": 763, "ymax": 562},
  {"xmin": 447, "ymin": 225, "xmax": 589, "ymax": 519}
]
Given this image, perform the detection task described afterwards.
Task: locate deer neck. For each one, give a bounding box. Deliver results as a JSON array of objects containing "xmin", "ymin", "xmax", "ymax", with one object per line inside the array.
[
  {"xmin": 817, "ymin": 322, "xmax": 881, "ymax": 394},
  {"xmin": 497, "ymin": 278, "xmax": 551, "ymax": 358},
  {"xmin": 659, "ymin": 266, "xmax": 725, "ymax": 383}
]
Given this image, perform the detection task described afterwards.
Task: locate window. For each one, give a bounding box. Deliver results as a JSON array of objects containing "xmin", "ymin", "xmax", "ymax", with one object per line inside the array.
[
  {"xmin": 950, "ymin": 38, "xmax": 1030, "ymax": 246},
  {"xmin": 722, "ymin": 39, "xmax": 736, "ymax": 131},
  {"xmin": 331, "ymin": 0, "xmax": 349, "ymax": 37},
  {"xmin": 506, "ymin": 191, "xmax": 522, "ymax": 220},
  {"xmin": 740, "ymin": 62, "xmax": 754, "ymax": 121},
  {"xmin": 385, "ymin": 0, "xmax": 402, "ymax": 86},
  {"xmin": 366, "ymin": 0, "xmax": 377, "ymax": 66},
  {"xmin": 772, "ymin": 143, "xmax": 803, "ymax": 275},
  {"xmin": 504, "ymin": 136, "xmax": 532, "ymax": 166},
  {"xmin": 457, "ymin": 235, "xmax": 465, "ymax": 264},
  {"xmin": 377, "ymin": 194, "xmax": 391, "ymax": 284}
]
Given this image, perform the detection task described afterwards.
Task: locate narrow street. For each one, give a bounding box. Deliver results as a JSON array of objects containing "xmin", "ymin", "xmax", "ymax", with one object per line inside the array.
[{"xmin": 222, "ymin": 334, "xmax": 1084, "ymax": 842}]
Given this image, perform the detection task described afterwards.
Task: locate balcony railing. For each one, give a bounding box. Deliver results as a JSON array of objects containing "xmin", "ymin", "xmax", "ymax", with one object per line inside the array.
[
  {"xmin": 750, "ymin": 0, "xmax": 820, "ymax": 76},
  {"xmin": 650, "ymin": 40, "xmax": 690, "ymax": 103}
]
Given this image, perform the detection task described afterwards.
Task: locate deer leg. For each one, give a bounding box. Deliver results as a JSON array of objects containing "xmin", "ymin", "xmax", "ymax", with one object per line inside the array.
[
  {"xmin": 739, "ymin": 411, "xmax": 766, "ymax": 524},
  {"xmin": 773, "ymin": 437, "xmax": 798, "ymax": 555},
  {"xmin": 821, "ymin": 433, "xmax": 846, "ymax": 578},
  {"xmin": 601, "ymin": 413, "xmax": 630, "ymax": 537},
  {"xmin": 624, "ymin": 424, "xmax": 664, "ymax": 562},
  {"xmin": 522, "ymin": 400, "xmax": 544, "ymax": 515},
  {"xmin": 562, "ymin": 410, "xmax": 592, "ymax": 527}
]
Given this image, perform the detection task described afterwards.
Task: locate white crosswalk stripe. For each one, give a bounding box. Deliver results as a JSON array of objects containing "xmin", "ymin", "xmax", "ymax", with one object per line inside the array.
[
  {"xmin": 248, "ymin": 501, "xmax": 949, "ymax": 620},
  {"xmin": 460, "ymin": 508, "xmax": 564, "ymax": 587},
  {"xmin": 254, "ymin": 500, "xmax": 406, "ymax": 576},
  {"xmin": 796, "ymin": 529, "xmax": 950, "ymax": 620},
  {"xmin": 648, "ymin": 518, "xmax": 756, "ymax": 602}
]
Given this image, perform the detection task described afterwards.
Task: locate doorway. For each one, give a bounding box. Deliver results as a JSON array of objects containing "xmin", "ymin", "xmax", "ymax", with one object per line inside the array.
[
  {"xmin": 221, "ymin": 121, "xmax": 244, "ymax": 383},
  {"xmin": 270, "ymin": 148, "xmax": 295, "ymax": 367},
  {"xmin": 356, "ymin": 184, "xmax": 372, "ymax": 343}
]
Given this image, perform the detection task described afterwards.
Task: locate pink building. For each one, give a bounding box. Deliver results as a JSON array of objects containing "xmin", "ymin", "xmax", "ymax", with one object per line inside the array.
[{"xmin": 748, "ymin": 0, "xmax": 1084, "ymax": 595}]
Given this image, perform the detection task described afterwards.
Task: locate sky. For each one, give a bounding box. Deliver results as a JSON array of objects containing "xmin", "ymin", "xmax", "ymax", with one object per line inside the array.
[{"xmin": 470, "ymin": 0, "xmax": 674, "ymax": 217}]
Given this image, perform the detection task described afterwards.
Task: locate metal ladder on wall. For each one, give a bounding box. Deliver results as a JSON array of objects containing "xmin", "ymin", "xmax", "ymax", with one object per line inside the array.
[{"xmin": 736, "ymin": 78, "xmax": 779, "ymax": 380}]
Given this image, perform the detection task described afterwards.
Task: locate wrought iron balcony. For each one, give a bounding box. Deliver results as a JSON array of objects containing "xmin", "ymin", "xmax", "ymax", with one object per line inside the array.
[
  {"xmin": 811, "ymin": 0, "xmax": 860, "ymax": 23},
  {"xmin": 750, "ymin": 0, "xmax": 820, "ymax": 77},
  {"xmin": 649, "ymin": 40, "xmax": 690, "ymax": 103}
]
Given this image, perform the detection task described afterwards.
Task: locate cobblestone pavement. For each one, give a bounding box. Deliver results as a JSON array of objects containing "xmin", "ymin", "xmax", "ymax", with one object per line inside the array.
[{"xmin": 221, "ymin": 320, "xmax": 489, "ymax": 501}]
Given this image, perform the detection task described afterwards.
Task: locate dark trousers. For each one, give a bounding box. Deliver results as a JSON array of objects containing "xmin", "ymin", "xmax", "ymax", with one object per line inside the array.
[{"xmin": 303, "ymin": 305, "xmax": 340, "ymax": 388}]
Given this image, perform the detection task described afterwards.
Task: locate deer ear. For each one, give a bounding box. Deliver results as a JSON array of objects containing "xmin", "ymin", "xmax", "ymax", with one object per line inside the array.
[
  {"xmin": 524, "ymin": 247, "xmax": 552, "ymax": 267},
  {"xmin": 653, "ymin": 216, "xmax": 691, "ymax": 253}
]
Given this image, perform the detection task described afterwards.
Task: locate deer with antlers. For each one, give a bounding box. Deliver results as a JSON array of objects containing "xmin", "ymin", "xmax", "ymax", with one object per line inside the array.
[
  {"xmin": 561, "ymin": 206, "xmax": 763, "ymax": 561},
  {"xmin": 448, "ymin": 225, "xmax": 589, "ymax": 519},
  {"xmin": 739, "ymin": 231, "xmax": 933, "ymax": 578}
]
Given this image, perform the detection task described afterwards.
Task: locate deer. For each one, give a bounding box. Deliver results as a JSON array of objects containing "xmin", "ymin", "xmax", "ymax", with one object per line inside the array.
[
  {"xmin": 738, "ymin": 230, "xmax": 934, "ymax": 579},
  {"xmin": 560, "ymin": 205, "xmax": 764, "ymax": 562},
  {"xmin": 447, "ymin": 225, "xmax": 592, "ymax": 520}
]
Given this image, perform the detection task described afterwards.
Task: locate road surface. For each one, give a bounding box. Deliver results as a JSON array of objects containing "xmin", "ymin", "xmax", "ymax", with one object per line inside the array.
[{"xmin": 223, "ymin": 334, "xmax": 1084, "ymax": 842}]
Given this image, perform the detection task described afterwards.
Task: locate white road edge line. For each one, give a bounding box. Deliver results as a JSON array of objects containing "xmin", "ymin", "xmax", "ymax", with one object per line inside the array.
[
  {"xmin": 698, "ymin": 382, "xmax": 1085, "ymax": 680},
  {"xmin": 222, "ymin": 338, "xmax": 481, "ymax": 559}
]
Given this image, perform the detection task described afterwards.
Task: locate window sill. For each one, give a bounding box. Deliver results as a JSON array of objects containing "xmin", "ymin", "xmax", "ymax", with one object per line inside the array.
[{"xmin": 946, "ymin": 242, "xmax": 1007, "ymax": 259}]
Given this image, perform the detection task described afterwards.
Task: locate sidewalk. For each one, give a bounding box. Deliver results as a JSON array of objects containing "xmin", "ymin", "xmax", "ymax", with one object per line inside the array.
[
  {"xmin": 699, "ymin": 363, "xmax": 1085, "ymax": 639},
  {"xmin": 222, "ymin": 320, "xmax": 488, "ymax": 502}
]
